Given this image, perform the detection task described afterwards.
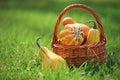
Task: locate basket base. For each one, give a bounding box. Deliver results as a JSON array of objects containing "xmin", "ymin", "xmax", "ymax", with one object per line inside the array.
[
  {"xmin": 52, "ymin": 41, "xmax": 107, "ymax": 67},
  {"xmin": 65, "ymin": 56, "xmax": 106, "ymax": 67}
]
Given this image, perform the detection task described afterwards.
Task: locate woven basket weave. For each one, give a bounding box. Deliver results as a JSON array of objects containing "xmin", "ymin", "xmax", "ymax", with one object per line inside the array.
[{"xmin": 51, "ymin": 4, "xmax": 106, "ymax": 67}]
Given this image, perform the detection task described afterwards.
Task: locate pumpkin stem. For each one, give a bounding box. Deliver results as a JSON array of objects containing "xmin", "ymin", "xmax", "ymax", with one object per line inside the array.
[
  {"xmin": 36, "ymin": 37, "xmax": 50, "ymax": 59},
  {"xmin": 88, "ymin": 20, "xmax": 97, "ymax": 29},
  {"xmin": 36, "ymin": 37, "xmax": 42, "ymax": 49}
]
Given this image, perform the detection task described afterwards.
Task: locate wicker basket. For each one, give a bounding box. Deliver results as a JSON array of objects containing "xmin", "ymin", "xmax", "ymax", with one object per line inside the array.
[{"xmin": 51, "ymin": 4, "xmax": 106, "ymax": 67}]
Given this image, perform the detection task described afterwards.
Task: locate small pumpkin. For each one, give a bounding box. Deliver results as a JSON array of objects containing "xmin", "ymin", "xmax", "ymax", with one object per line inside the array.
[
  {"xmin": 59, "ymin": 24, "xmax": 84, "ymax": 46},
  {"xmin": 85, "ymin": 21, "xmax": 100, "ymax": 45},
  {"xmin": 62, "ymin": 17, "xmax": 76, "ymax": 26}
]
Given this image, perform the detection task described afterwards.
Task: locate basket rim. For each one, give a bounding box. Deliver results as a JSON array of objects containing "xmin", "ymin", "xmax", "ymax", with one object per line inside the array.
[{"xmin": 52, "ymin": 40, "xmax": 106, "ymax": 49}]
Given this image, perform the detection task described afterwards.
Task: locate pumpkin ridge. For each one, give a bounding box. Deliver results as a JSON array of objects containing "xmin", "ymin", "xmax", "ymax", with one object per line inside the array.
[
  {"xmin": 68, "ymin": 38, "xmax": 76, "ymax": 45},
  {"xmin": 60, "ymin": 29, "xmax": 73, "ymax": 34},
  {"xmin": 60, "ymin": 34, "xmax": 74, "ymax": 41},
  {"xmin": 60, "ymin": 30, "xmax": 73, "ymax": 38},
  {"xmin": 75, "ymin": 40, "xmax": 79, "ymax": 45},
  {"xmin": 59, "ymin": 23, "xmax": 85, "ymax": 45},
  {"xmin": 64, "ymin": 24, "xmax": 75, "ymax": 28}
]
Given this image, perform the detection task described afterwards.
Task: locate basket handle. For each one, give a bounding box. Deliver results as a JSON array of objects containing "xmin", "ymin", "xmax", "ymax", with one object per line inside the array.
[{"xmin": 52, "ymin": 4, "xmax": 106, "ymax": 47}]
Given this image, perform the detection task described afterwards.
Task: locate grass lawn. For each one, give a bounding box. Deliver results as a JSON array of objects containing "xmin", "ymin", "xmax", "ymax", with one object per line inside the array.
[{"xmin": 0, "ymin": 0, "xmax": 120, "ymax": 80}]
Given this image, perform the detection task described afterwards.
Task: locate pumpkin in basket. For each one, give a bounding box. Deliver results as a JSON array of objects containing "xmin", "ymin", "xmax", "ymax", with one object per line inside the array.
[
  {"xmin": 59, "ymin": 24, "xmax": 84, "ymax": 46},
  {"xmin": 62, "ymin": 17, "xmax": 90, "ymax": 39},
  {"xmin": 62, "ymin": 17, "xmax": 76, "ymax": 26},
  {"xmin": 85, "ymin": 21, "xmax": 100, "ymax": 45}
]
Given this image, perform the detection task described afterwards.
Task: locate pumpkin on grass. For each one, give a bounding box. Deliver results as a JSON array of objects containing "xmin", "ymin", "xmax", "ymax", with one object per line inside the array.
[{"xmin": 59, "ymin": 24, "xmax": 84, "ymax": 46}]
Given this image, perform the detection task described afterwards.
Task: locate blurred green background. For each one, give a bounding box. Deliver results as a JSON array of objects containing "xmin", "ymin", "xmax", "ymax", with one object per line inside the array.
[{"xmin": 0, "ymin": 0, "xmax": 120, "ymax": 80}]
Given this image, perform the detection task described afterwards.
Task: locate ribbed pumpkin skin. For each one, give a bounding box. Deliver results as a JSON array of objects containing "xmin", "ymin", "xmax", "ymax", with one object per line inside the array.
[
  {"xmin": 85, "ymin": 21, "xmax": 100, "ymax": 45},
  {"xmin": 59, "ymin": 24, "xmax": 84, "ymax": 46},
  {"xmin": 85, "ymin": 29, "xmax": 100, "ymax": 45}
]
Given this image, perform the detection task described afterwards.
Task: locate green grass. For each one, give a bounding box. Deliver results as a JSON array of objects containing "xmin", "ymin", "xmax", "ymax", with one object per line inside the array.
[{"xmin": 0, "ymin": 0, "xmax": 120, "ymax": 80}]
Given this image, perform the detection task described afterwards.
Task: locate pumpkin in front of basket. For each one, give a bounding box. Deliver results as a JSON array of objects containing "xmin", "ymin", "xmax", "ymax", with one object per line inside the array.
[
  {"xmin": 36, "ymin": 37, "xmax": 67, "ymax": 69},
  {"xmin": 59, "ymin": 23, "xmax": 84, "ymax": 46}
]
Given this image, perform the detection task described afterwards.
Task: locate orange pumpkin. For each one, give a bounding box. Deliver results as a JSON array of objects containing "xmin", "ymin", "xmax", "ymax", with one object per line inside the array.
[
  {"xmin": 59, "ymin": 24, "xmax": 84, "ymax": 46},
  {"xmin": 75, "ymin": 23, "xmax": 90, "ymax": 39},
  {"xmin": 62, "ymin": 17, "xmax": 76, "ymax": 26}
]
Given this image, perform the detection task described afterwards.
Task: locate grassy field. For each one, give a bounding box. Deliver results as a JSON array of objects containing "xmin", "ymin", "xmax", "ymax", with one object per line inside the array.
[{"xmin": 0, "ymin": 0, "xmax": 120, "ymax": 80}]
